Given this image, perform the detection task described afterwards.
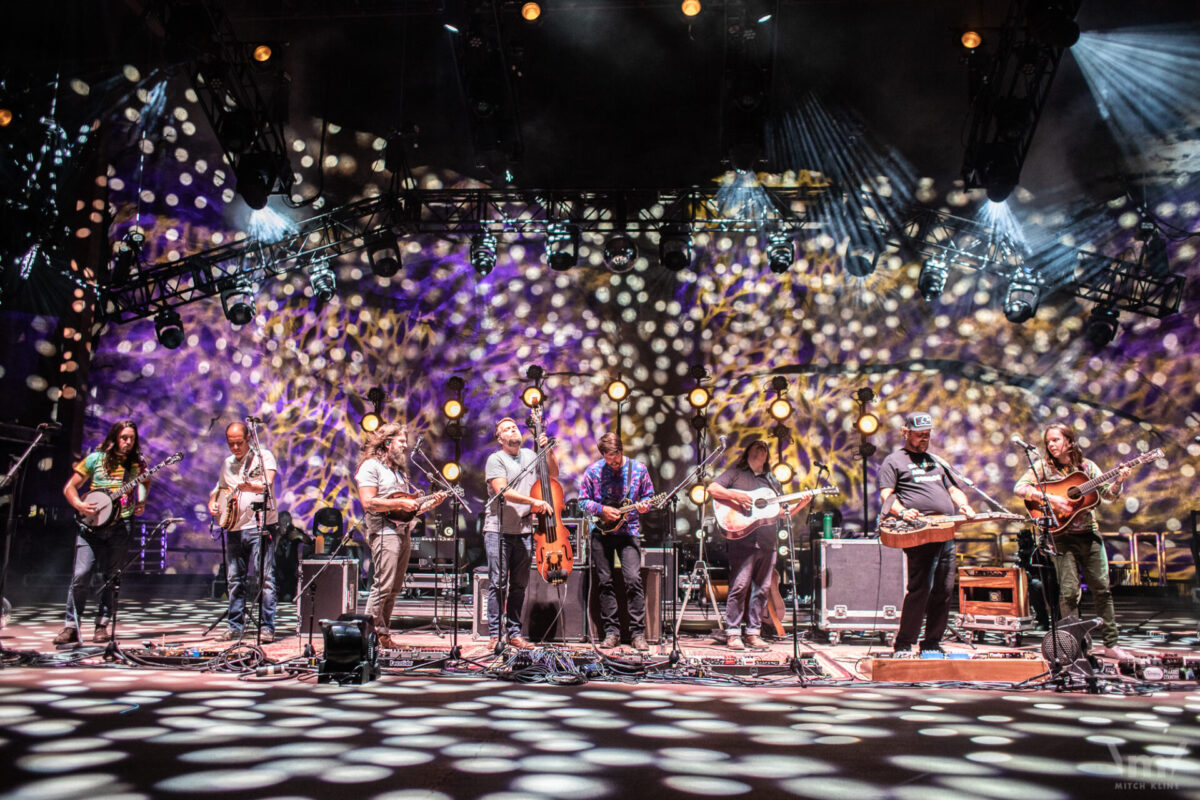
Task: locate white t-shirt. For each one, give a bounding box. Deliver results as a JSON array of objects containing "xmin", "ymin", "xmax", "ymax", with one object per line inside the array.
[
  {"xmin": 355, "ymin": 457, "xmax": 417, "ymax": 537},
  {"xmin": 215, "ymin": 449, "xmax": 279, "ymax": 532}
]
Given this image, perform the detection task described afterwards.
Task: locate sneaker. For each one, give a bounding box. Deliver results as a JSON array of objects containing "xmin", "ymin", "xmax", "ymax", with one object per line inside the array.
[
  {"xmin": 743, "ymin": 634, "xmax": 770, "ymax": 650},
  {"xmin": 53, "ymin": 627, "xmax": 78, "ymax": 645},
  {"xmin": 601, "ymin": 633, "xmax": 620, "ymax": 649},
  {"xmin": 631, "ymin": 634, "xmax": 650, "ymax": 652},
  {"xmin": 219, "ymin": 629, "xmax": 242, "ymax": 641},
  {"xmin": 1102, "ymin": 645, "xmax": 1133, "ymax": 661},
  {"xmin": 892, "ymin": 643, "xmax": 914, "ymax": 655},
  {"xmin": 93, "ymin": 624, "xmax": 111, "ymax": 643},
  {"xmin": 259, "ymin": 629, "xmax": 275, "ymax": 644},
  {"xmin": 919, "ymin": 643, "xmax": 945, "ymax": 654},
  {"xmin": 727, "ymin": 635, "xmax": 746, "ymax": 651}
]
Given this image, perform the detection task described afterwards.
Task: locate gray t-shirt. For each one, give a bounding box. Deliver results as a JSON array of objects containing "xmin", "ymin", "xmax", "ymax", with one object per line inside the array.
[
  {"xmin": 484, "ymin": 447, "xmax": 537, "ymax": 534},
  {"xmin": 355, "ymin": 457, "xmax": 416, "ymax": 537}
]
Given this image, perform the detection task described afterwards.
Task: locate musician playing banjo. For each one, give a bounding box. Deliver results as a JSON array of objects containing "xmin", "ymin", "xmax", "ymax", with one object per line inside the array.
[
  {"xmin": 1013, "ymin": 423, "xmax": 1130, "ymax": 659},
  {"xmin": 355, "ymin": 422, "xmax": 446, "ymax": 649},
  {"xmin": 578, "ymin": 432, "xmax": 655, "ymax": 652},
  {"xmin": 208, "ymin": 422, "xmax": 279, "ymax": 642},
  {"xmin": 708, "ymin": 438, "xmax": 812, "ymax": 651},
  {"xmin": 56, "ymin": 420, "xmax": 148, "ymax": 645},
  {"xmin": 878, "ymin": 411, "xmax": 974, "ymax": 654}
]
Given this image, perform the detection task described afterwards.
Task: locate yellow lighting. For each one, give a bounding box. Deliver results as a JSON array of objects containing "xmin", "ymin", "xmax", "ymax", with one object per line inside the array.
[
  {"xmin": 521, "ymin": 2, "xmax": 541, "ymax": 21},
  {"xmin": 961, "ymin": 30, "xmax": 982, "ymax": 49},
  {"xmin": 857, "ymin": 412, "xmax": 880, "ymax": 436},
  {"xmin": 361, "ymin": 412, "xmax": 382, "ymax": 432},
  {"xmin": 688, "ymin": 483, "xmax": 709, "ymax": 504},
  {"xmin": 522, "ymin": 385, "xmax": 544, "ymax": 408},
  {"xmin": 442, "ymin": 461, "xmax": 462, "ymax": 482},
  {"xmin": 778, "ymin": 545, "xmax": 789, "ymax": 557},
  {"xmin": 443, "ymin": 398, "xmax": 464, "ymax": 419},
  {"xmin": 768, "ymin": 397, "xmax": 792, "ymax": 421},
  {"xmin": 606, "ymin": 378, "xmax": 629, "ymax": 403},
  {"xmin": 0, "ymin": 108, "xmax": 12, "ymax": 127},
  {"xmin": 681, "ymin": 0, "xmax": 701, "ymax": 17},
  {"xmin": 687, "ymin": 386, "xmax": 711, "ymax": 410},
  {"xmin": 772, "ymin": 462, "xmax": 794, "ymax": 484},
  {"xmin": 252, "ymin": 44, "xmax": 273, "ymax": 62}
]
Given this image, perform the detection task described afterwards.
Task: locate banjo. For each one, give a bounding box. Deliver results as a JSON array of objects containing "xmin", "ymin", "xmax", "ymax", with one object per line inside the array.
[{"xmin": 78, "ymin": 451, "xmax": 184, "ymax": 530}]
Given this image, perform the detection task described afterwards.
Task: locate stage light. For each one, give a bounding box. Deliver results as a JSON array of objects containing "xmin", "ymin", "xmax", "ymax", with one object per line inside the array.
[
  {"xmin": 687, "ymin": 387, "xmax": 711, "ymax": 410},
  {"xmin": 681, "ymin": 0, "xmax": 701, "ymax": 17},
  {"xmin": 772, "ymin": 462, "xmax": 794, "ymax": 483},
  {"xmin": 252, "ymin": 44, "xmax": 273, "ymax": 62},
  {"xmin": 0, "ymin": 108, "xmax": 12, "ymax": 127},
  {"xmin": 768, "ymin": 397, "xmax": 792, "ymax": 421},
  {"xmin": 777, "ymin": 545, "xmax": 789, "ymax": 557},
  {"xmin": 220, "ymin": 281, "xmax": 255, "ymax": 325},
  {"xmin": 961, "ymin": 30, "xmax": 982, "ymax": 49},
  {"xmin": 361, "ymin": 386, "xmax": 385, "ymax": 432},
  {"xmin": 442, "ymin": 398, "xmax": 464, "ymax": 420},
  {"xmin": 765, "ymin": 230, "xmax": 794, "ymax": 273},
  {"xmin": 844, "ymin": 252, "xmax": 876, "ymax": 278},
  {"xmin": 367, "ymin": 235, "xmax": 402, "ymax": 277},
  {"xmin": 856, "ymin": 412, "xmax": 880, "ymax": 436},
  {"xmin": 688, "ymin": 483, "xmax": 708, "ymax": 504},
  {"xmin": 309, "ymin": 263, "xmax": 336, "ymax": 302},
  {"xmin": 522, "ymin": 385, "xmax": 544, "ymax": 408},
  {"xmin": 1028, "ymin": 2, "xmax": 1080, "ymax": 48},
  {"xmin": 918, "ymin": 258, "xmax": 948, "ymax": 302},
  {"xmin": 546, "ymin": 222, "xmax": 579, "ymax": 271},
  {"xmin": 470, "ymin": 231, "xmax": 498, "ymax": 276},
  {"xmin": 1138, "ymin": 229, "xmax": 1170, "ymax": 277},
  {"xmin": 445, "ymin": 420, "xmax": 463, "ymax": 441},
  {"xmin": 659, "ymin": 227, "xmax": 693, "ymax": 271},
  {"xmin": 521, "ymin": 2, "xmax": 541, "ymax": 21},
  {"xmin": 234, "ymin": 151, "xmax": 275, "ymax": 210},
  {"xmin": 361, "ymin": 412, "xmax": 381, "ymax": 432},
  {"xmin": 442, "ymin": 461, "xmax": 462, "ymax": 482},
  {"xmin": 1084, "ymin": 306, "xmax": 1119, "ymax": 348},
  {"xmin": 154, "ymin": 309, "xmax": 185, "ymax": 349},
  {"xmin": 606, "ymin": 378, "xmax": 629, "ymax": 403},
  {"xmin": 318, "ymin": 614, "xmax": 379, "ymax": 685},
  {"xmin": 604, "ymin": 233, "xmax": 637, "ymax": 273},
  {"xmin": 1004, "ymin": 269, "xmax": 1040, "ymax": 323}
]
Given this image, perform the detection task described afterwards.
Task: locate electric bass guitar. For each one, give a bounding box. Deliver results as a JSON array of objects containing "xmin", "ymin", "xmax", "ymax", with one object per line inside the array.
[
  {"xmin": 78, "ymin": 451, "xmax": 184, "ymax": 531},
  {"xmin": 595, "ymin": 492, "xmax": 670, "ymax": 533},
  {"xmin": 714, "ymin": 485, "xmax": 840, "ymax": 539},
  {"xmin": 878, "ymin": 511, "xmax": 1024, "ymax": 549},
  {"xmin": 1023, "ymin": 448, "xmax": 1163, "ymax": 537}
]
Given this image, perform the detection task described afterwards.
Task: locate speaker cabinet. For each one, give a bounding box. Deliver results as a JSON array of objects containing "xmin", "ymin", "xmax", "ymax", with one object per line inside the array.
[
  {"xmin": 588, "ymin": 564, "xmax": 664, "ymax": 643},
  {"xmin": 472, "ymin": 566, "xmax": 591, "ymax": 642},
  {"xmin": 641, "ymin": 547, "xmax": 677, "ymax": 598},
  {"xmin": 299, "ymin": 558, "xmax": 359, "ymax": 634},
  {"xmin": 818, "ymin": 540, "xmax": 906, "ymax": 633}
]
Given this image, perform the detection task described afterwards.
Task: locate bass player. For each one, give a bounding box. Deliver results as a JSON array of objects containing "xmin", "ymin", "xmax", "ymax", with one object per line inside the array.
[
  {"xmin": 878, "ymin": 411, "xmax": 975, "ymax": 654},
  {"xmin": 356, "ymin": 422, "xmax": 446, "ymax": 648},
  {"xmin": 56, "ymin": 419, "xmax": 149, "ymax": 645},
  {"xmin": 708, "ymin": 438, "xmax": 811, "ymax": 651},
  {"xmin": 1013, "ymin": 423, "xmax": 1130, "ymax": 659}
]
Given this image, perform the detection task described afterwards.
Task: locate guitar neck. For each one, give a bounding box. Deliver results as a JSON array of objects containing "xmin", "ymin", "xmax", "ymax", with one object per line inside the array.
[{"xmin": 1075, "ymin": 453, "xmax": 1154, "ymax": 495}]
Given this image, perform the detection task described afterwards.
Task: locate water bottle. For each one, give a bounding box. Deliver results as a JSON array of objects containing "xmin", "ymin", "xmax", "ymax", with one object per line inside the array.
[{"xmin": 822, "ymin": 512, "xmax": 834, "ymax": 539}]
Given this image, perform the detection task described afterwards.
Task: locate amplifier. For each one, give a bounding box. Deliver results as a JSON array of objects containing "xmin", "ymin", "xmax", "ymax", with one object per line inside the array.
[
  {"xmin": 472, "ymin": 566, "xmax": 591, "ymax": 642},
  {"xmin": 587, "ymin": 564, "xmax": 664, "ymax": 643},
  {"xmin": 819, "ymin": 539, "xmax": 906, "ymax": 642},
  {"xmin": 642, "ymin": 548, "xmax": 678, "ymax": 597},
  {"xmin": 298, "ymin": 558, "xmax": 358, "ymax": 633},
  {"xmin": 958, "ymin": 566, "xmax": 1029, "ymax": 618}
]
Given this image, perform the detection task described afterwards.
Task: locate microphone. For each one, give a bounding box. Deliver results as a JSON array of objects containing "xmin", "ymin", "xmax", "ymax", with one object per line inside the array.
[
  {"xmin": 1010, "ymin": 433, "xmax": 1038, "ymax": 451},
  {"xmin": 162, "ymin": 517, "xmax": 185, "ymax": 524},
  {"xmin": 814, "ymin": 461, "xmax": 828, "ymax": 471},
  {"xmin": 246, "ymin": 416, "xmax": 263, "ymax": 424},
  {"xmin": 411, "ymin": 435, "xmax": 424, "ymax": 458},
  {"xmin": 38, "ymin": 421, "xmax": 63, "ymax": 431}
]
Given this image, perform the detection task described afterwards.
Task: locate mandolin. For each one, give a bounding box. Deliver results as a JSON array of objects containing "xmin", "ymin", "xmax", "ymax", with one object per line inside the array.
[{"xmin": 595, "ymin": 492, "xmax": 670, "ymax": 534}]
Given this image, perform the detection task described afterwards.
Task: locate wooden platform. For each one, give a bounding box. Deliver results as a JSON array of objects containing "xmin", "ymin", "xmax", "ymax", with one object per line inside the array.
[{"xmin": 867, "ymin": 654, "xmax": 1049, "ymax": 682}]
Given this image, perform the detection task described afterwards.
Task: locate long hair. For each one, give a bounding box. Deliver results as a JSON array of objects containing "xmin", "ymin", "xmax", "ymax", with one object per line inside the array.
[
  {"xmin": 1042, "ymin": 423, "xmax": 1084, "ymax": 471},
  {"xmin": 100, "ymin": 419, "xmax": 144, "ymax": 474},
  {"xmin": 732, "ymin": 437, "xmax": 772, "ymax": 473},
  {"xmin": 357, "ymin": 422, "xmax": 408, "ymax": 475}
]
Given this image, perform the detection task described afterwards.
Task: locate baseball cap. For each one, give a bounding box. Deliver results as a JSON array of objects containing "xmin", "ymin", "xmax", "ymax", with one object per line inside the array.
[{"xmin": 904, "ymin": 411, "xmax": 933, "ymax": 431}]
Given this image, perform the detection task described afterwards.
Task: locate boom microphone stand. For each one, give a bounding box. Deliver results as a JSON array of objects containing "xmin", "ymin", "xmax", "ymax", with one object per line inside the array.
[
  {"xmin": 1016, "ymin": 442, "xmax": 1065, "ymax": 674},
  {"xmin": 244, "ymin": 417, "xmax": 275, "ymax": 649},
  {"xmin": 668, "ymin": 437, "xmax": 728, "ymax": 655}
]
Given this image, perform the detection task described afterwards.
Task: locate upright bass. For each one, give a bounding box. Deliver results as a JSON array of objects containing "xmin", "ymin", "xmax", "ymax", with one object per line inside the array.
[{"xmin": 527, "ymin": 405, "xmax": 574, "ymax": 585}]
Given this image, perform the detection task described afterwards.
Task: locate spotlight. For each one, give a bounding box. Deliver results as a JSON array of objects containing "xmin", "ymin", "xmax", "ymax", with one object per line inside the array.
[
  {"xmin": 856, "ymin": 412, "xmax": 880, "ymax": 436},
  {"xmin": 772, "ymin": 462, "xmax": 794, "ymax": 483},
  {"xmin": 522, "ymin": 386, "xmax": 544, "ymax": 408},
  {"xmin": 854, "ymin": 387, "xmax": 875, "ymax": 404},
  {"xmin": 1028, "ymin": 2, "xmax": 1080, "ymax": 48},
  {"xmin": 777, "ymin": 545, "xmax": 789, "ymax": 557},
  {"xmin": 252, "ymin": 43, "xmax": 273, "ymax": 62},
  {"xmin": 659, "ymin": 226, "xmax": 693, "ymax": 271},
  {"xmin": 768, "ymin": 397, "xmax": 792, "ymax": 421},
  {"xmin": 521, "ymin": 2, "xmax": 541, "ymax": 21},
  {"xmin": 361, "ymin": 412, "xmax": 382, "ymax": 433},
  {"xmin": 1084, "ymin": 306, "xmax": 1119, "ymax": 348},
  {"xmin": 445, "ymin": 420, "xmax": 463, "ymax": 441},
  {"xmin": 318, "ymin": 614, "xmax": 379, "ymax": 685},
  {"xmin": 0, "ymin": 108, "xmax": 12, "ymax": 127},
  {"xmin": 918, "ymin": 258, "xmax": 949, "ymax": 302},
  {"xmin": 470, "ymin": 231, "xmax": 498, "ymax": 276},
  {"xmin": 687, "ymin": 387, "xmax": 711, "ymax": 410},
  {"xmin": 1004, "ymin": 269, "xmax": 1040, "ymax": 323},
  {"xmin": 681, "ymin": 0, "xmax": 701, "ymax": 17},
  {"xmin": 309, "ymin": 264, "xmax": 336, "ymax": 302},
  {"xmin": 220, "ymin": 281, "xmax": 255, "ymax": 325},
  {"xmin": 606, "ymin": 378, "xmax": 629, "ymax": 403},
  {"xmin": 154, "ymin": 309, "xmax": 185, "ymax": 349},
  {"xmin": 545, "ymin": 223, "xmax": 579, "ymax": 271},
  {"xmin": 367, "ymin": 235, "xmax": 402, "ymax": 277},
  {"xmin": 689, "ymin": 413, "xmax": 708, "ymax": 433},
  {"xmin": 765, "ymin": 230, "xmax": 794, "ymax": 274},
  {"xmin": 688, "ymin": 483, "xmax": 708, "ymax": 504},
  {"xmin": 844, "ymin": 252, "xmax": 876, "ymax": 278},
  {"xmin": 361, "ymin": 386, "xmax": 385, "ymax": 432},
  {"xmin": 961, "ymin": 30, "xmax": 982, "ymax": 49},
  {"xmin": 603, "ymin": 233, "xmax": 637, "ymax": 273},
  {"xmin": 442, "ymin": 461, "xmax": 462, "ymax": 482},
  {"xmin": 443, "ymin": 398, "xmax": 464, "ymax": 419},
  {"xmin": 234, "ymin": 151, "xmax": 276, "ymax": 210}
]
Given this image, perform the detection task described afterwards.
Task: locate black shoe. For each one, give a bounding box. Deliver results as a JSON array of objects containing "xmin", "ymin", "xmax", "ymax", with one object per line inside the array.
[
  {"xmin": 53, "ymin": 627, "xmax": 79, "ymax": 645},
  {"xmin": 892, "ymin": 643, "xmax": 914, "ymax": 654},
  {"xmin": 920, "ymin": 643, "xmax": 945, "ymax": 654}
]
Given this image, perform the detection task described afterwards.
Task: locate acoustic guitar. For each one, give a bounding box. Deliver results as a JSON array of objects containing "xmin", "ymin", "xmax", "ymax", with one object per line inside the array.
[
  {"xmin": 878, "ymin": 511, "xmax": 1025, "ymax": 548},
  {"xmin": 1023, "ymin": 448, "xmax": 1163, "ymax": 537},
  {"xmin": 714, "ymin": 485, "xmax": 840, "ymax": 539}
]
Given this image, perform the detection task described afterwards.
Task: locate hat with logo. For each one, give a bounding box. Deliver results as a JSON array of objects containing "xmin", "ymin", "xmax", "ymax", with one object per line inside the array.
[{"xmin": 904, "ymin": 411, "xmax": 933, "ymax": 431}]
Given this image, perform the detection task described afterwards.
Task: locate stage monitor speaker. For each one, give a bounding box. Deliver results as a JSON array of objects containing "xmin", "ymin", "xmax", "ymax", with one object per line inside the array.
[
  {"xmin": 588, "ymin": 564, "xmax": 663, "ymax": 643},
  {"xmin": 299, "ymin": 558, "xmax": 358, "ymax": 634},
  {"xmin": 472, "ymin": 566, "xmax": 590, "ymax": 642},
  {"xmin": 642, "ymin": 547, "xmax": 677, "ymax": 598}
]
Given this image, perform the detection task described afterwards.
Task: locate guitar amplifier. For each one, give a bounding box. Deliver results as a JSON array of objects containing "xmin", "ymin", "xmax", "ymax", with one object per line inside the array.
[
  {"xmin": 819, "ymin": 539, "xmax": 906, "ymax": 639},
  {"xmin": 298, "ymin": 559, "xmax": 358, "ymax": 634},
  {"xmin": 472, "ymin": 566, "xmax": 591, "ymax": 642},
  {"xmin": 958, "ymin": 566, "xmax": 1028, "ymax": 618}
]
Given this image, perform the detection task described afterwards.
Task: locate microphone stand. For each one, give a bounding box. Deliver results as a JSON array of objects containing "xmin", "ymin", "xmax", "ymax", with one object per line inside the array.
[
  {"xmin": 776, "ymin": 496, "xmax": 808, "ymax": 684},
  {"xmin": 411, "ymin": 446, "xmax": 473, "ymax": 659},
  {"xmin": 244, "ymin": 419, "xmax": 275, "ymax": 649},
  {"xmin": 1018, "ymin": 444, "xmax": 1065, "ymax": 676}
]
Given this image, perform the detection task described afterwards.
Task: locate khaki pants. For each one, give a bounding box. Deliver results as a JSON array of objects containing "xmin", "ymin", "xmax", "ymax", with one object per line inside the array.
[{"xmin": 365, "ymin": 530, "xmax": 412, "ymax": 636}]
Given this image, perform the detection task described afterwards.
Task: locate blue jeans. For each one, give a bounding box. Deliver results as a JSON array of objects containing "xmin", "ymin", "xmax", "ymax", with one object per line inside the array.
[
  {"xmin": 65, "ymin": 521, "xmax": 134, "ymax": 629},
  {"xmin": 227, "ymin": 526, "xmax": 277, "ymax": 632},
  {"xmin": 485, "ymin": 530, "xmax": 532, "ymax": 638}
]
